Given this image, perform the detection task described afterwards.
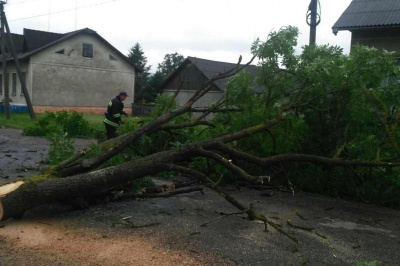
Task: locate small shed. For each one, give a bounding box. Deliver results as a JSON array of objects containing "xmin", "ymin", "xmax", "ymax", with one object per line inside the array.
[
  {"xmin": 160, "ymin": 56, "xmax": 259, "ymax": 109},
  {"xmin": 332, "ymin": 0, "xmax": 400, "ymax": 57}
]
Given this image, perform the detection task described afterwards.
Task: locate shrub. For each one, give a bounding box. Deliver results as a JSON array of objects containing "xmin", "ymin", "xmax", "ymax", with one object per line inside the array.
[
  {"xmin": 46, "ymin": 126, "xmax": 75, "ymax": 165},
  {"xmin": 23, "ymin": 111, "xmax": 94, "ymax": 138}
]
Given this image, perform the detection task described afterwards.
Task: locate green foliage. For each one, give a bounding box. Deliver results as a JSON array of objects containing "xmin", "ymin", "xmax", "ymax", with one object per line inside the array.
[
  {"xmin": 107, "ymin": 113, "xmax": 190, "ymax": 159},
  {"xmin": 103, "ymin": 154, "xmax": 130, "ymax": 168},
  {"xmin": 252, "ymin": 26, "xmax": 299, "ymax": 70},
  {"xmin": 23, "ymin": 111, "xmax": 94, "ymax": 138},
  {"xmin": 116, "ymin": 116, "xmax": 145, "ymax": 135},
  {"xmin": 150, "ymin": 93, "xmax": 178, "ymax": 117},
  {"xmin": 130, "ymin": 176, "xmax": 156, "ymax": 192},
  {"xmin": 127, "ymin": 43, "xmax": 152, "ymax": 102},
  {"xmin": 46, "ymin": 126, "xmax": 75, "ymax": 165},
  {"xmin": 148, "ymin": 53, "xmax": 185, "ymax": 100},
  {"xmin": 127, "ymin": 48, "xmax": 184, "ymax": 103},
  {"xmin": 211, "ymin": 70, "xmax": 308, "ymax": 157},
  {"xmin": 91, "ymin": 122, "xmax": 108, "ymax": 143},
  {"xmin": 148, "ymin": 72, "xmax": 165, "ymax": 100},
  {"xmin": 157, "ymin": 53, "xmax": 185, "ymax": 76},
  {"xmin": 356, "ymin": 260, "xmax": 380, "ymax": 266},
  {"xmin": 202, "ymin": 26, "xmax": 400, "ymax": 206},
  {"xmin": 91, "ymin": 27, "xmax": 400, "ymax": 208}
]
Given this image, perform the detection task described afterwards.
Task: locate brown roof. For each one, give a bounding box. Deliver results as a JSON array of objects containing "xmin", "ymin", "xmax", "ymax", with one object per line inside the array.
[
  {"xmin": 332, "ymin": 0, "xmax": 400, "ymax": 34},
  {"xmin": 161, "ymin": 56, "xmax": 261, "ymax": 93}
]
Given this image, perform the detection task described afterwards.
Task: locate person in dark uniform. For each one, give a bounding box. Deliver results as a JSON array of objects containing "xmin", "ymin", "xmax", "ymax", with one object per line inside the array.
[{"xmin": 103, "ymin": 91, "xmax": 128, "ymax": 139}]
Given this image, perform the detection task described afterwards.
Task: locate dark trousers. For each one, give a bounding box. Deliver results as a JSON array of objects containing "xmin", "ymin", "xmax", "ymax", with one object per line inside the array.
[{"xmin": 104, "ymin": 122, "xmax": 117, "ymax": 139}]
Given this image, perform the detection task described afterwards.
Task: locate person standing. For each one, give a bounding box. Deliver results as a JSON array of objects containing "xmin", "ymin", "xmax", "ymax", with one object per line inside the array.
[{"xmin": 103, "ymin": 91, "xmax": 128, "ymax": 139}]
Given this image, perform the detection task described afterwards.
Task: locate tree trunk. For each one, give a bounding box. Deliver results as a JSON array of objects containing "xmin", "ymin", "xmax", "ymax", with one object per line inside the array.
[
  {"xmin": 0, "ymin": 149, "xmax": 180, "ymax": 221},
  {"xmin": 2, "ymin": 131, "xmax": 398, "ymax": 221}
]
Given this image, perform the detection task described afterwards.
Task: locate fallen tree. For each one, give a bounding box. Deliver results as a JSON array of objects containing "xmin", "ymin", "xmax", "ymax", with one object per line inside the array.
[
  {"xmin": 2, "ymin": 132, "xmax": 399, "ymax": 221},
  {"xmin": 2, "ymin": 27, "xmax": 400, "ymax": 242}
]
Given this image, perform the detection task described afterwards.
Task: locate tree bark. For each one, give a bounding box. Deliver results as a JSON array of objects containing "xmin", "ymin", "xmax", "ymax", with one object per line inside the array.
[{"xmin": 0, "ymin": 148, "xmax": 185, "ymax": 221}]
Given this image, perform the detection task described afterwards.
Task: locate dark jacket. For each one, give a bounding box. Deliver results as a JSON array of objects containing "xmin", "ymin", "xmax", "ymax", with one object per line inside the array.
[{"xmin": 103, "ymin": 96, "xmax": 126, "ymax": 127}]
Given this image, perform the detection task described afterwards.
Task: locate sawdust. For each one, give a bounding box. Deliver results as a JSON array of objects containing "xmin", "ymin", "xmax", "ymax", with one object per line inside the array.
[{"xmin": 0, "ymin": 219, "xmax": 232, "ymax": 266}]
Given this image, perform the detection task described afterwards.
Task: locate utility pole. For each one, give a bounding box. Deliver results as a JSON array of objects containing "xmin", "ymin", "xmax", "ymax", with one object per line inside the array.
[
  {"xmin": 306, "ymin": 0, "xmax": 321, "ymax": 46},
  {"xmin": 0, "ymin": 0, "xmax": 36, "ymax": 119},
  {"xmin": 1, "ymin": 2, "xmax": 10, "ymax": 119}
]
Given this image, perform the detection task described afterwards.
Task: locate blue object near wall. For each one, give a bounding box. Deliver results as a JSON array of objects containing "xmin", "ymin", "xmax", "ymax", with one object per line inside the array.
[{"xmin": 0, "ymin": 103, "xmax": 29, "ymax": 113}]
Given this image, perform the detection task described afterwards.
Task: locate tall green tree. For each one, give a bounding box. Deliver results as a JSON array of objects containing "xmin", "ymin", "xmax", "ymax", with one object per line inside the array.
[
  {"xmin": 157, "ymin": 52, "xmax": 185, "ymax": 77},
  {"xmin": 127, "ymin": 43, "xmax": 151, "ymax": 103},
  {"xmin": 147, "ymin": 72, "xmax": 165, "ymax": 102},
  {"xmin": 148, "ymin": 53, "xmax": 185, "ymax": 101}
]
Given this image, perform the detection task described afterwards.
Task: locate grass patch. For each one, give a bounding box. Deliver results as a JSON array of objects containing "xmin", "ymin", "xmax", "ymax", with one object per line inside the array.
[
  {"xmin": 81, "ymin": 113, "xmax": 105, "ymax": 126},
  {"xmin": 0, "ymin": 113, "xmax": 44, "ymax": 130},
  {"xmin": 0, "ymin": 112, "xmax": 104, "ymax": 131}
]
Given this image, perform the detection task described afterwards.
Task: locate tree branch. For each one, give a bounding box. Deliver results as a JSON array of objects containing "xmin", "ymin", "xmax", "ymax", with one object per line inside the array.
[
  {"xmin": 169, "ymin": 165, "xmax": 298, "ymax": 243},
  {"xmin": 117, "ymin": 187, "xmax": 204, "ymax": 199},
  {"xmin": 206, "ymin": 142, "xmax": 400, "ymax": 168},
  {"xmin": 195, "ymin": 147, "xmax": 268, "ymax": 184}
]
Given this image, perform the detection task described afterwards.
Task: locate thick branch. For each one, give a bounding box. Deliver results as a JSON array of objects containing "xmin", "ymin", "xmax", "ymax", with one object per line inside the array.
[
  {"xmin": 195, "ymin": 148, "xmax": 267, "ymax": 184},
  {"xmin": 0, "ymin": 145, "xmax": 201, "ymax": 221},
  {"xmin": 188, "ymin": 108, "xmax": 242, "ymax": 113},
  {"xmin": 207, "ymin": 142, "xmax": 400, "ymax": 168},
  {"xmin": 158, "ymin": 121, "xmax": 215, "ymax": 130}
]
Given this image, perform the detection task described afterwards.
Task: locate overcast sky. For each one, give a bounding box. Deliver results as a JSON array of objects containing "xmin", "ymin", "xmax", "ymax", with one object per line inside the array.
[{"xmin": 4, "ymin": 0, "xmax": 353, "ymax": 72}]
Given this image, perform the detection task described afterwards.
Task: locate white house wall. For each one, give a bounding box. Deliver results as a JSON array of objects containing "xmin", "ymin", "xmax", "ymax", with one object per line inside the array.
[{"xmin": 29, "ymin": 33, "xmax": 135, "ymax": 111}]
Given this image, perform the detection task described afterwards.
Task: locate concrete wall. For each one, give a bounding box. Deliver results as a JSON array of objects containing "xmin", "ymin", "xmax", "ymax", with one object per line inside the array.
[
  {"xmin": 30, "ymin": 33, "xmax": 135, "ymax": 110},
  {"xmin": 1, "ymin": 32, "xmax": 135, "ymax": 115}
]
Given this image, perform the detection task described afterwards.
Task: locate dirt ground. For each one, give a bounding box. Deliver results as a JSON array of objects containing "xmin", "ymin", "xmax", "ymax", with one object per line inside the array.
[{"xmin": 0, "ymin": 127, "xmax": 400, "ymax": 266}]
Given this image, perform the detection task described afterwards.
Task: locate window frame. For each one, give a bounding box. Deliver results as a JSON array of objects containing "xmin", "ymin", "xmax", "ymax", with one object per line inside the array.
[
  {"xmin": 20, "ymin": 72, "xmax": 26, "ymax": 96},
  {"xmin": 82, "ymin": 43, "xmax": 93, "ymax": 58},
  {"xmin": 11, "ymin": 73, "xmax": 17, "ymax": 96}
]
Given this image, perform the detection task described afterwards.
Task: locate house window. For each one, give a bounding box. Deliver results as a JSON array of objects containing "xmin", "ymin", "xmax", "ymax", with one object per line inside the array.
[
  {"xmin": 11, "ymin": 73, "xmax": 16, "ymax": 96},
  {"xmin": 82, "ymin": 43, "xmax": 93, "ymax": 58},
  {"xmin": 20, "ymin": 72, "xmax": 26, "ymax": 96},
  {"xmin": 0, "ymin": 74, "xmax": 2, "ymax": 95}
]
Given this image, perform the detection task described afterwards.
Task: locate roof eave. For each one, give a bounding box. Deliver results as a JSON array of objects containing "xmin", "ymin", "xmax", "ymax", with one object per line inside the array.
[{"xmin": 333, "ymin": 24, "xmax": 400, "ymax": 35}]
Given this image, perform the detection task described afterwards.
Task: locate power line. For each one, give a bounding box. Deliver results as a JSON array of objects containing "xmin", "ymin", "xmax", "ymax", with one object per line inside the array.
[
  {"xmin": 7, "ymin": 0, "xmax": 43, "ymax": 5},
  {"xmin": 8, "ymin": 0, "xmax": 119, "ymax": 22}
]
